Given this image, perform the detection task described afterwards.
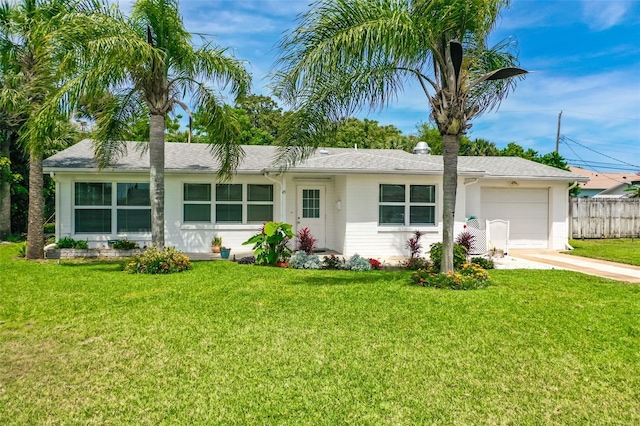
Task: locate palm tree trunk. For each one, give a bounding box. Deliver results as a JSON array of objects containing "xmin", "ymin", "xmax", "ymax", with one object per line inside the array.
[
  {"xmin": 0, "ymin": 134, "xmax": 11, "ymax": 240},
  {"xmin": 26, "ymin": 151, "xmax": 44, "ymax": 259},
  {"xmin": 441, "ymin": 133, "xmax": 460, "ymax": 273},
  {"xmin": 149, "ymin": 113, "xmax": 165, "ymax": 248}
]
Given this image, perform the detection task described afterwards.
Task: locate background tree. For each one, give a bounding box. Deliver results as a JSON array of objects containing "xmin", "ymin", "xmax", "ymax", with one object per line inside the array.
[
  {"xmin": 64, "ymin": 0, "xmax": 251, "ymax": 248},
  {"xmin": 274, "ymin": 0, "xmax": 526, "ymax": 272},
  {"xmin": 0, "ymin": 0, "xmax": 83, "ymax": 257}
]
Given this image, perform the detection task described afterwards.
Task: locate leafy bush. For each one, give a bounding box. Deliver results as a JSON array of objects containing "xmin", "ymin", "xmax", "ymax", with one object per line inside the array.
[
  {"xmin": 16, "ymin": 242, "xmax": 26, "ymax": 258},
  {"xmin": 322, "ymin": 254, "xmax": 343, "ymax": 270},
  {"xmin": 412, "ymin": 263, "xmax": 492, "ymax": 290},
  {"xmin": 403, "ymin": 256, "xmax": 431, "ymax": 271},
  {"xmin": 56, "ymin": 236, "xmax": 76, "ymax": 249},
  {"xmin": 44, "ymin": 223, "xmax": 55, "ymax": 234},
  {"xmin": 429, "ymin": 242, "xmax": 467, "ymax": 271},
  {"xmin": 237, "ymin": 256, "xmax": 256, "ymax": 265},
  {"xmin": 243, "ymin": 221, "xmax": 296, "ymax": 266},
  {"xmin": 296, "ymin": 227, "xmax": 317, "ymax": 255},
  {"xmin": 125, "ymin": 246, "xmax": 192, "ymax": 274},
  {"xmin": 345, "ymin": 254, "xmax": 371, "ymax": 271},
  {"xmin": 56, "ymin": 237, "xmax": 88, "ymax": 249},
  {"xmin": 455, "ymin": 231, "xmax": 476, "ymax": 252},
  {"xmin": 111, "ymin": 239, "xmax": 139, "ymax": 250},
  {"xmin": 74, "ymin": 240, "xmax": 89, "ymax": 249},
  {"xmin": 406, "ymin": 230, "xmax": 424, "ymax": 258},
  {"xmin": 289, "ymin": 251, "xmax": 322, "ymax": 269},
  {"xmin": 369, "ymin": 258, "xmax": 382, "ymax": 270},
  {"xmin": 471, "ymin": 256, "xmax": 495, "ymax": 270}
]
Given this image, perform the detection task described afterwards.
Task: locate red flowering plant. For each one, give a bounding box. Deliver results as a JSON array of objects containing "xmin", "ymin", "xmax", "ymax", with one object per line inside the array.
[{"xmin": 369, "ymin": 258, "xmax": 382, "ymax": 270}]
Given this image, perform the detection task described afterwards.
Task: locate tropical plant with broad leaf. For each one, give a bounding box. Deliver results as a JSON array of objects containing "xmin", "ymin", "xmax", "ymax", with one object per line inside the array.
[
  {"xmin": 243, "ymin": 221, "xmax": 296, "ymax": 266},
  {"xmin": 273, "ymin": 0, "xmax": 527, "ymax": 272}
]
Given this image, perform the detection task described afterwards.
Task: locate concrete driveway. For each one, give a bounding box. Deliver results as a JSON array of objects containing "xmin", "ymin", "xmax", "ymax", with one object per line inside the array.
[{"xmin": 506, "ymin": 250, "xmax": 640, "ymax": 283}]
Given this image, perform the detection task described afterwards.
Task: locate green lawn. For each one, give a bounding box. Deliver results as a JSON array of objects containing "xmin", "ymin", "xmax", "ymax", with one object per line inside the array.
[
  {"xmin": 1, "ymin": 244, "xmax": 639, "ymax": 425},
  {"xmin": 568, "ymin": 238, "xmax": 640, "ymax": 266}
]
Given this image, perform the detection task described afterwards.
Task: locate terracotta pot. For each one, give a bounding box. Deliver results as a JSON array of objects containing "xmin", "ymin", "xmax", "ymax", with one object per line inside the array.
[{"xmin": 212, "ymin": 245, "xmax": 221, "ymax": 253}]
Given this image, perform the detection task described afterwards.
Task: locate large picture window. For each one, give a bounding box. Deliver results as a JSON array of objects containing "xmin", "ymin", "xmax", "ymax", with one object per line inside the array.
[
  {"xmin": 182, "ymin": 183, "xmax": 274, "ymax": 224},
  {"xmin": 75, "ymin": 182, "xmax": 151, "ymax": 234},
  {"xmin": 379, "ymin": 184, "xmax": 436, "ymax": 226}
]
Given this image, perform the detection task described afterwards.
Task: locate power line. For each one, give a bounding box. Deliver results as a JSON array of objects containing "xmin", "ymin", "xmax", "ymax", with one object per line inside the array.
[{"xmin": 561, "ymin": 136, "xmax": 640, "ymax": 169}]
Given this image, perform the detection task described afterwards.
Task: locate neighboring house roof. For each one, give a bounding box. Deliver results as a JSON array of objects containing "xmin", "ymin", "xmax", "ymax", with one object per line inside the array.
[
  {"xmin": 569, "ymin": 167, "xmax": 637, "ymax": 191},
  {"xmin": 593, "ymin": 181, "xmax": 640, "ymax": 198},
  {"xmin": 44, "ymin": 139, "xmax": 588, "ymax": 182}
]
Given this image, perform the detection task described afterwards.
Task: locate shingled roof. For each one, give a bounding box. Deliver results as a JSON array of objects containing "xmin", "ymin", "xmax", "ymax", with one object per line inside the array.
[{"xmin": 43, "ymin": 139, "xmax": 587, "ymax": 181}]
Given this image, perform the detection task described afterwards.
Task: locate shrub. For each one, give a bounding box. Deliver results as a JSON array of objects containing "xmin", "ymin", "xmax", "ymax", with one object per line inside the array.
[
  {"xmin": 289, "ymin": 251, "xmax": 322, "ymax": 269},
  {"xmin": 56, "ymin": 237, "xmax": 89, "ymax": 249},
  {"xmin": 237, "ymin": 256, "xmax": 256, "ymax": 265},
  {"xmin": 44, "ymin": 223, "xmax": 55, "ymax": 234},
  {"xmin": 455, "ymin": 231, "xmax": 476, "ymax": 252},
  {"xmin": 405, "ymin": 230, "xmax": 424, "ymax": 258},
  {"xmin": 16, "ymin": 242, "xmax": 26, "ymax": 258},
  {"xmin": 296, "ymin": 227, "xmax": 317, "ymax": 255},
  {"xmin": 125, "ymin": 246, "xmax": 192, "ymax": 274},
  {"xmin": 403, "ymin": 256, "xmax": 431, "ymax": 271},
  {"xmin": 56, "ymin": 236, "xmax": 76, "ymax": 249},
  {"xmin": 412, "ymin": 263, "xmax": 492, "ymax": 290},
  {"xmin": 369, "ymin": 258, "xmax": 382, "ymax": 270},
  {"xmin": 111, "ymin": 239, "xmax": 139, "ymax": 250},
  {"xmin": 429, "ymin": 242, "xmax": 467, "ymax": 271},
  {"xmin": 471, "ymin": 256, "xmax": 495, "ymax": 270},
  {"xmin": 345, "ymin": 254, "xmax": 371, "ymax": 271},
  {"xmin": 243, "ymin": 221, "xmax": 296, "ymax": 266},
  {"xmin": 73, "ymin": 240, "xmax": 89, "ymax": 249},
  {"xmin": 322, "ymin": 254, "xmax": 343, "ymax": 270}
]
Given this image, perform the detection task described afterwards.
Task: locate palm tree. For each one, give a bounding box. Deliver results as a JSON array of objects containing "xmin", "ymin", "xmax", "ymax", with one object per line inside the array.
[
  {"xmin": 273, "ymin": 0, "xmax": 526, "ymax": 272},
  {"xmin": 0, "ymin": 0, "xmax": 83, "ymax": 258},
  {"xmin": 63, "ymin": 0, "xmax": 251, "ymax": 248}
]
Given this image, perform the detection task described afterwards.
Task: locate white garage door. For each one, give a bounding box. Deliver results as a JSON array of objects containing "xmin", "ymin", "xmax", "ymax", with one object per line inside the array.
[{"xmin": 481, "ymin": 188, "xmax": 549, "ymax": 249}]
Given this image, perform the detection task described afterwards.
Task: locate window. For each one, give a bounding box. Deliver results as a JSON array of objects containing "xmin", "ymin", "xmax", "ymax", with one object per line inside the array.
[
  {"xmin": 182, "ymin": 183, "xmax": 274, "ymax": 224},
  {"xmin": 301, "ymin": 189, "xmax": 320, "ymax": 218},
  {"xmin": 75, "ymin": 183, "xmax": 112, "ymax": 233},
  {"xmin": 74, "ymin": 182, "xmax": 151, "ymax": 234},
  {"xmin": 379, "ymin": 184, "xmax": 436, "ymax": 226},
  {"xmin": 247, "ymin": 184, "xmax": 274, "ymax": 222},
  {"xmin": 216, "ymin": 184, "xmax": 243, "ymax": 222},
  {"xmin": 117, "ymin": 183, "xmax": 151, "ymax": 232},
  {"xmin": 184, "ymin": 183, "xmax": 211, "ymax": 222}
]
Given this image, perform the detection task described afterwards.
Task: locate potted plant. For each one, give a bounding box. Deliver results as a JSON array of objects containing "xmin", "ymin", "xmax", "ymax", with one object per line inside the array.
[
  {"xmin": 220, "ymin": 247, "xmax": 231, "ymax": 259},
  {"xmin": 211, "ymin": 236, "xmax": 222, "ymax": 253}
]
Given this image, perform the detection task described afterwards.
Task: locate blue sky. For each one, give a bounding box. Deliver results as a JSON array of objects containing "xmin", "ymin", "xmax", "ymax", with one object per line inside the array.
[{"xmin": 119, "ymin": 0, "xmax": 640, "ymax": 173}]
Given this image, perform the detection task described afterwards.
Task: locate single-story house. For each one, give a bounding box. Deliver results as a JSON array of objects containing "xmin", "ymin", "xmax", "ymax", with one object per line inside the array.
[
  {"xmin": 569, "ymin": 167, "xmax": 639, "ymax": 198},
  {"xmin": 43, "ymin": 139, "xmax": 588, "ymax": 257}
]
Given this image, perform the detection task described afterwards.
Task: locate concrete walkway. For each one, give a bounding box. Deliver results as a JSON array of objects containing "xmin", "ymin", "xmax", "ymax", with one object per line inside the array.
[{"xmin": 508, "ymin": 250, "xmax": 640, "ymax": 283}]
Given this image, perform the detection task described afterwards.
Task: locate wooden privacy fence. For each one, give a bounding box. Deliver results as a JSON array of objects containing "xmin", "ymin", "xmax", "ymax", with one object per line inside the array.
[{"xmin": 570, "ymin": 198, "xmax": 640, "ymax": 239}]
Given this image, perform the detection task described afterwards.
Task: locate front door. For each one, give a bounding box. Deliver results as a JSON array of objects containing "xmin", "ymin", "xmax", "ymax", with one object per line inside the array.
[{"xmin": 297, "ymin": 186, "xmax": 326, "ymax": 249}]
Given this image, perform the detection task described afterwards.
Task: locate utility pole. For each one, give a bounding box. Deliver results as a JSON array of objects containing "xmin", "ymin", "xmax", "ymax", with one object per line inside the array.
[{"xmin": 555, "ymin": 111, "xmax": 562, "ymax": 153}]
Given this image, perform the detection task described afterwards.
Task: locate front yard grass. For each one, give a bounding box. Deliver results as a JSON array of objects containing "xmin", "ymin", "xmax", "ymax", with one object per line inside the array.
[
  {"xmin": 1, "ymin": 243, "xmax": 639, "ymax": 424},
  {"xmin": 569, "ymin": 238, "xmax": 640, "ymax": 266}
]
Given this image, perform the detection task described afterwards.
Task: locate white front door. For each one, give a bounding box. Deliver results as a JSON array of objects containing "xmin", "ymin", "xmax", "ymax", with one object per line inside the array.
[{"xmin": 297, "ymin": 186, "xmax": 326, "ymax": 249}]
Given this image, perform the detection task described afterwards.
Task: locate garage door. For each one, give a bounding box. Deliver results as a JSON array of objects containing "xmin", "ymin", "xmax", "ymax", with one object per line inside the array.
[{"xmin": 481, "ymin": 188, "xmax": 549, "ymax": 249}]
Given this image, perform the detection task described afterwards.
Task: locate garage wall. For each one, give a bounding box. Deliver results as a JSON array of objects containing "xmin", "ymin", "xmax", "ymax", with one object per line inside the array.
[{"xmin": 466, "ymin": 180, "xmax": 571, "ymax": 251}]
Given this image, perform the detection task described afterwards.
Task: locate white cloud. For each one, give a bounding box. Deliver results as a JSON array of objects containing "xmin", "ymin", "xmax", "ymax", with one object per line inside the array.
[{"xmin": 581, "ymin": 0, "xmax": 632, "ymax": 30}]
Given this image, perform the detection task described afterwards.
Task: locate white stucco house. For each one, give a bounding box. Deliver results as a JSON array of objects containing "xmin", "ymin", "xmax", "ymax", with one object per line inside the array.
[{"xmin": 43, "ymin": 139, "xmax": 588, "ymax": 256}]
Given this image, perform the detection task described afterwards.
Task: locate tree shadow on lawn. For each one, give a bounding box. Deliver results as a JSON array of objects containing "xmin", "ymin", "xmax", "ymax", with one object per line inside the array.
[{"xmin": 57, "ymin": 260, "xmax": 124, "ymax": 273}]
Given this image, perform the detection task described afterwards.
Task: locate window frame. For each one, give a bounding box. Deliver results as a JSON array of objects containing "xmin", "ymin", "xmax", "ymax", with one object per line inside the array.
[
  {"xmin": 378, "ymin": 183, "xmax": 437, "ymax": 226},
  {"xmin": 181, "ymin": 182, "xmax": 275, "ymax": 224},
  {"xmin": 183, "ymin": 183, "xmax": 212, "ymax": 223},
  {"xmin": 74, "ymin": 181, "xmax": 151, "ymax": 234}
]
